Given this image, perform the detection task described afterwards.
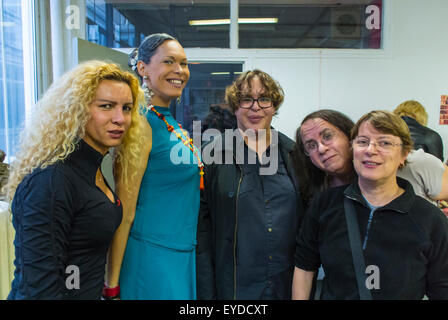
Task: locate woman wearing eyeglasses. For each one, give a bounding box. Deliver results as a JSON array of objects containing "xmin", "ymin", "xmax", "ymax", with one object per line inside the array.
[
  {"xmin": 293, "ymin": 109, "xmax": 448, "ymax": 209},
  {"xmin": 292, "ymin": 110, "xmax": 448, "ymax": 299},
  {"xmin": 292, "ymin": 110, "xmax": 355, "ymax": 207},
  {"xmin": 197, "ymin": 69, "xmax": 305, "ymax": 300}
]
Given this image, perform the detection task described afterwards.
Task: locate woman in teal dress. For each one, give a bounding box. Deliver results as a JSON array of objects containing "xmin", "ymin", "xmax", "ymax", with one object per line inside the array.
[{"xmin": 103, "ymin": 33, "xmax": 202, "ymax": 300}]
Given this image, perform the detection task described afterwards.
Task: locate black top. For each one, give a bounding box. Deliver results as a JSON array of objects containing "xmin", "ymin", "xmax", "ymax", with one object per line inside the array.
[
  {"xmin": 236, "ymin": 142, "xmax": 298, "ymax": 299},
  {"xmin": 295, "ymin": 178, "xmax": 448, "ymax": 299},
  {"xmin": 197, "ymin": 130, "xmax": 305, "ymax": 300},
  {"xmin": 8, "ymin": 140, "xmax": 122, "ymax": 300},
  {"xmin": 401, "ymin": 116, "xmax": 444, "ymax": 161}
]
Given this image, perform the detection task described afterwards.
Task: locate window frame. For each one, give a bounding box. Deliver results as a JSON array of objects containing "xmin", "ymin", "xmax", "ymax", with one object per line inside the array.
[
  {"xmin": 0, "ymin": 0, "xmax": 37, "ymax": 162},
  {"xmin": 21, "ymin": 0, "xmax": 37, "ymax": 129}
]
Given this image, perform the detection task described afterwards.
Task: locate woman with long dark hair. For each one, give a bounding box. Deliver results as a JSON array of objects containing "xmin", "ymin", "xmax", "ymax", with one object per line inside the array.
[{"xmin": 105, "ymin": 33, "xmax": 201, "ymax": 300}]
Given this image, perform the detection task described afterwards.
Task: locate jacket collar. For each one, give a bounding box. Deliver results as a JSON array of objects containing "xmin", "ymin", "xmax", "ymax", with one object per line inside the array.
[
  {"xmin": 206, "ymin": 128, "xmax": 298, "ymax": 191},
  {"xmin": 343, "ymin": 177, "xmax": 415, "ymax": 214},
  {"xmin": 211, "ymin": 127, "xmax": 293, "ymax": 154},
  {"xmin": 63, "ymin": 139, "xmax": 106, "ymax": 185},
  {"xmin": 401, "ymin": 115, "xmax": 420, "ymax": 126}
]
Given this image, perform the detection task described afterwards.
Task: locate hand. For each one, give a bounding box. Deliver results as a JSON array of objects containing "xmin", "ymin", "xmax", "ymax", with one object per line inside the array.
[
  {"xmin": 438, "ymin": 200, "xmax": 448, "ymax": 218},
  {"xmin": 442, "ymin": 207, "xmax": 448, "ymax": 218}
]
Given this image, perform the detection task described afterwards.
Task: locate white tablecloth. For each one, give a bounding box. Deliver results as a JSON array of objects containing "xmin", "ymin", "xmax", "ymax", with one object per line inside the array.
[{"xmin": 0, "ymin": 201, "xmax": 14, "ymax": 300}]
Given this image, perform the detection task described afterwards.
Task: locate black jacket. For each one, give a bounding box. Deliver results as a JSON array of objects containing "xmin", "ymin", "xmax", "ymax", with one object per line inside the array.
[
  {"xmin": 295, "ymin": 178, "xmax": 448, "ymax": 299},
  {"xmin": 8, "ymin": 140, "xmax": 122, "ymax": 300},
  {"xmin": 401, "ymin": 116, "xmax": 444, "ymax": 161},
  {"xmin": 196, "ymin": 130, "xmax": 305, "ymax": 299}
]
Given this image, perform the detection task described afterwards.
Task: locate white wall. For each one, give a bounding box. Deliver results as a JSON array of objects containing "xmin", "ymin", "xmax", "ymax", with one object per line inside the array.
[{"xmin": 186, "ymin": 0, "xmax": 448, "ymax": 161}]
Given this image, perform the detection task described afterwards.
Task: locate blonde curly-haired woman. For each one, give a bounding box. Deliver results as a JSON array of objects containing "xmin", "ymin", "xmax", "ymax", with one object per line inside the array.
[{"xmin": 5, "ymin": 60, "xmax": 144, "ymax": 299}]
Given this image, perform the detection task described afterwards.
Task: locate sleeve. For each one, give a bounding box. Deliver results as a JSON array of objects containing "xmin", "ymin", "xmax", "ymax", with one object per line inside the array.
[
  {"xmin": 409, "ymin": 150, "xmax": 445, "ymax": 199},
  {"xmin": 196, "ymin": 164, "xmax": 217, "ymax": 300},
  {"xmin": 426, "ymin": 210, "xmax": 448, "ymax": 299},
  {"xmin": 11, "ymin": 169, "xmax": 76, "ymax": 299},
  {"xmin": 428, "ymin": 131, "xmax": 444, "ymax": 162},
  {"xmin": 294, "ymin": 193, "xmax": 322, "ymax": 272}
]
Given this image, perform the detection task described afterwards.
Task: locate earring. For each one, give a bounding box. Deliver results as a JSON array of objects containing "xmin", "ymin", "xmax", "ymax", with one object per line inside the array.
[
  {"xmin": 177, "ymin": 96, "xmax": 181, "ymax": 104},
  {"xmin": 142, "ymin": 81, "xmax": 154, "ymax": 105},
  {"xmin": 143, "ymin": 75, "xmax": 148, "ymax": 80}
]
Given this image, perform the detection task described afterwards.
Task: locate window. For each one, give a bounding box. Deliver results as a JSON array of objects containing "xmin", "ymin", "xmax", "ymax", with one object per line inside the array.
[
  {"xmin": 238, "ymin": 0, "xmax": 382, "ymax": 49},
  {"xmin": 86, "ymin": 0, "xmax": 230, "ymax": 48},
  {"xmin": 87, "ymin": 0, "xmax": 143, "ymax": 48},
  {"xmin": 171, "ymin": 62, "xmax": 243, "ymax": 134},
  {"xmin": 0, "ymin": 0, "xmax": 31, "ymax": 161},
  {"xmin": 85, "ymin": 0, "xmax": 382, "ymax": 49}
]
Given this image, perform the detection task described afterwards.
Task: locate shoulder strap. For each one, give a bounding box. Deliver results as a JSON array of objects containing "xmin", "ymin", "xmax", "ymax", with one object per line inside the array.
[{"xmin": 343, "ymin": 197, "xmax": 372, "ymax": 300}]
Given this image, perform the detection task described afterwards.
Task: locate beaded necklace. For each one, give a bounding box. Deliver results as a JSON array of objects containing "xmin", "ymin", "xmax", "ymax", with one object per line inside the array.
[{"xmin": 150, "ymin": 106, "xmax": 204, "ymax": 190}]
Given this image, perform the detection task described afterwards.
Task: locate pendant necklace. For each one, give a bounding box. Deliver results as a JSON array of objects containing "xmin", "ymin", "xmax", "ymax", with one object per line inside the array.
[{"xmin": 150, "ymin": 105, "xmax": 204, "ymax": 190}]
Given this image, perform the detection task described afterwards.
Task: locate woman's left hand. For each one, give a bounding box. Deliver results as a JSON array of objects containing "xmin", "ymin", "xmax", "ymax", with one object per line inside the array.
[{"xmin": 442, "ymin": 207, "xmax": 448, "ymax": 218}]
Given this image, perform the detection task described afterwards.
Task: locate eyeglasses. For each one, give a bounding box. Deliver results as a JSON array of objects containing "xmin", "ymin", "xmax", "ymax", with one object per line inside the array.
[
  {"xmin": 353, "ymin": 138, "xmax": 403, "ymax": 152},
  {"xmin": 239, "ymin": 96, "xmax": 273, "ymax": 109},
  {"xmin": 303, "ymin": 130, "xmax": 337, "ymax": 155}
]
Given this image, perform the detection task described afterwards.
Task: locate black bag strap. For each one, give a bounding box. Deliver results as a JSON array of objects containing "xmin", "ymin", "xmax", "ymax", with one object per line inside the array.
[{"xmin": 344, "ymin": 197, "xmax": 372, "ymax": 300}]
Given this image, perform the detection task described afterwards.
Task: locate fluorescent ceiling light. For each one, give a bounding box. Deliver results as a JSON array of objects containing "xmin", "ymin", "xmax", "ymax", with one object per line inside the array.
[
  {"xmin": 191, "ymin": 19, "xmax": 229, "ymax": 26},
  {"xmin": 189, "ymin": 18, "xmax": 278, "ymax": 26},
  {"xmin": 211, "ymin": 72, "xmax": 243, "ymax": 75},
  {"xmin": 239, "ymin": 18, "xmax": 278, "ymax": 24}
]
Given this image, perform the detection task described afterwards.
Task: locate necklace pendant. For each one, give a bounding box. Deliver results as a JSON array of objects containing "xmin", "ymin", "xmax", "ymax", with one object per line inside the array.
[
  {"xmin": 151, "ymin": 105, "xmax": 204, "ymax": 189},
  {"xmin": 146, "ymin": 104, "xmax": 154, "ymax": 113}
]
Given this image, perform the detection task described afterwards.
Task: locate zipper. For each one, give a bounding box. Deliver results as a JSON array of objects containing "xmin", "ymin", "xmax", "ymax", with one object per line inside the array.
[
  {"xmin": 233, "ymin": 165, "xmax": 243, "ymax": 300},
  {"xmin": 345, "ymin": 195, "xmax": 372, "ymax": 249},
  {"xmin": 362, "ymin": 209, "xmax": 375, "ymax": 250},
  {"xmin": 345, "ymin": 194, "xmax": 404, "ymax": 251}
]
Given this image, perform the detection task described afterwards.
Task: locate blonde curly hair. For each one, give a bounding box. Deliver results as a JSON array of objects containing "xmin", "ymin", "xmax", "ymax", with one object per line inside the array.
[{"xmin": 4, "ymin": 60, "xmax": 145, "ymax": 201}]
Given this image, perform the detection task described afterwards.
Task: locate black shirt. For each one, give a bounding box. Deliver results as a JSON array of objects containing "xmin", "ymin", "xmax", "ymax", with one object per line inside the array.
[
  {"xmin": 237, "ymin": 142, "xmax": 298, "ymax": 299},
  {"xmin": 295, "ymin": 178, "xmax": 448, "ymax": 299},
  {"xmin": 8, "ymin": 140, "xmax": 122, "ymax": 300}
]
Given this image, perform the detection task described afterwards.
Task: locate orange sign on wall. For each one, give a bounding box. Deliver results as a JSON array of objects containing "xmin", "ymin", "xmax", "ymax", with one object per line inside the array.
[{"xmin": 440, "ymin": 95, "xmax": 448, "ymax": 125}]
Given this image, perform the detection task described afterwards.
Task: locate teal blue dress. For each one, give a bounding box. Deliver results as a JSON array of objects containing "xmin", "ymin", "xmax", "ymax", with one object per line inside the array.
[{"xmin": 119, "ymin": 106, "xmax": 200, "ymax": 300}]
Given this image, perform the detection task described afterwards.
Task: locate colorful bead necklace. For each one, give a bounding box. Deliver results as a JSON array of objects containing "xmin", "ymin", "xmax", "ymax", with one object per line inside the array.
[{"xmin": 150, "ymin": 106, "xmax": 204, "ymax": 190}]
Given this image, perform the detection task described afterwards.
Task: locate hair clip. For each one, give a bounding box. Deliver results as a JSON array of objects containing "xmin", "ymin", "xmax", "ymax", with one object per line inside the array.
[{"xmin": 129, "ymin": 50, "xmax": 138, "ymax": 71}]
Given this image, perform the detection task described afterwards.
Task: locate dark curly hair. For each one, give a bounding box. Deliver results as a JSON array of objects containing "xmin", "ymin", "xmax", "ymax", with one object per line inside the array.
[{"xmin": 201, "ymin": 105, "xmax": 237, "ymax": 133}]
